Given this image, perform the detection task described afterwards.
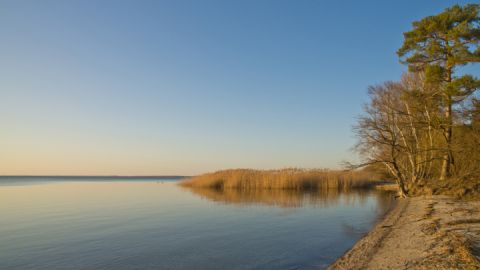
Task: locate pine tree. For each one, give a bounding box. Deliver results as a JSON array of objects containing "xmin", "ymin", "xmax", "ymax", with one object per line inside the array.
[{"xmin": 397, "ymin": 4, "xmax": 480, "ymax": 180}]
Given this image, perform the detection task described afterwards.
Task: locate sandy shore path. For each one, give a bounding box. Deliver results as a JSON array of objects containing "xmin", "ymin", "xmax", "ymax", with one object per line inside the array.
[{"xmin": 328, "ymin": 196, "xmax": 480, "ymax": 270}]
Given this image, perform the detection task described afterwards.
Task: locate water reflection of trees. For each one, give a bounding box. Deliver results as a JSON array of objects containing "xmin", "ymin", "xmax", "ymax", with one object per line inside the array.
[{"xmin": 182, "ymin": 186, "xmax": 394, "ymax": 210}]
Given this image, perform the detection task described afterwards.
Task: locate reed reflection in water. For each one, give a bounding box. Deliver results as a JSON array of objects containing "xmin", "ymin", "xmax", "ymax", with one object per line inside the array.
[{"xmin": 182, "ymin": 185, "xmax": 394, "ymax": 210}]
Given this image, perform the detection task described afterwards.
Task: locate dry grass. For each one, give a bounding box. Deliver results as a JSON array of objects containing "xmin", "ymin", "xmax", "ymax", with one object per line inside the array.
[
  {"xmin": 180, "ymin": 168, "xmax": 383, "ymax": 191},
  {"xmin": 410, "ymin": 177, "xmax": 480, "ymax": 199},
  {"xmin": 446, "ymin": 219, "xmax": 480, "ymax": 226}
]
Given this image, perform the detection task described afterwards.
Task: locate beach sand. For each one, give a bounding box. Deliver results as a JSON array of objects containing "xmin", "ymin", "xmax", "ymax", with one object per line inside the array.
[{"xmin": 328, "ymin": 196, "xmax": 480, "ymax": 269}]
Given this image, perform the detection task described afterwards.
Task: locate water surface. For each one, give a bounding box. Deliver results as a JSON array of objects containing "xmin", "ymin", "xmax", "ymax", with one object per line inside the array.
[{"xmin": 0, "ymin": 177, "xmax": 393, "ymax": 270}]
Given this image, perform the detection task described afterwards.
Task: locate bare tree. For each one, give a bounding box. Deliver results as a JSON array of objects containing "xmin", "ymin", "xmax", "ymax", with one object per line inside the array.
[{"xmin": 353, "ymin": 73, "xmax": 444, "ymax": 197}]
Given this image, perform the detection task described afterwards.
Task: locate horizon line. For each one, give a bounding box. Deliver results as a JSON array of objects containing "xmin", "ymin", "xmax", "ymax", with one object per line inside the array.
[{"xmin": 0, "ymin": 175, "xmax": 189, "ymax": 178}]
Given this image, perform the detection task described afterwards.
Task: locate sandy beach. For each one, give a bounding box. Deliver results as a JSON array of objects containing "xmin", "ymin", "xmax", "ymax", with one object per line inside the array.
[{"xmin": 328, "ymin": 196, "xmax": 480, "ymax": 269}]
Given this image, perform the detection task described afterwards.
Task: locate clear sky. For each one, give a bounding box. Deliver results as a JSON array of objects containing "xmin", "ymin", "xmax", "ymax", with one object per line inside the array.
[{"xmin": 0, "ymin": 0, "xmax": 476, "ymax": 176}]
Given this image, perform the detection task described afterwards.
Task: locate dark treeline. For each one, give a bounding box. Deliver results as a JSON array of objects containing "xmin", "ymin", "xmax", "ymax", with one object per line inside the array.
[{"xmin": 353, "ymin": 4, "xmax": 480, "ymax": 197}]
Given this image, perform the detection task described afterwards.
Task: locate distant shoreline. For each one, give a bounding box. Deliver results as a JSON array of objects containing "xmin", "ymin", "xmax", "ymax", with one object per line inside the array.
[{"xmin": 0, "ymin": 175, "xmax": 188, "ymax": 179}]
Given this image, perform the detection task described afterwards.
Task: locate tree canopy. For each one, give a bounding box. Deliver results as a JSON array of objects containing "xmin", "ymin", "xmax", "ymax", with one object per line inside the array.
[{"xmin": 397, "ymin": 4, "xmax": 480, "ymax": 99}]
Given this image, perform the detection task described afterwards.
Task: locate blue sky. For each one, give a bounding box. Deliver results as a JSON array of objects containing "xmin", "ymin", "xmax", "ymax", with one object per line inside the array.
[{"xmin": 0, "ymin": 0, "xmax": 476, "ymax": 175}]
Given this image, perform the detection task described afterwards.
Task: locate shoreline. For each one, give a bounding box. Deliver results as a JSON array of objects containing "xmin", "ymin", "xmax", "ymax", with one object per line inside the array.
[{"xmin": 328, "ymin": 195, "xmax": 480, "ymax": 269}]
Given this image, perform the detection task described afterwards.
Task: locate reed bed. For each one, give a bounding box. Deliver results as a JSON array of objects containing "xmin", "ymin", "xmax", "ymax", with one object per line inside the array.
[{"xmin": 180, "ymin": 168, "xmax": 383, "ymax": 191}]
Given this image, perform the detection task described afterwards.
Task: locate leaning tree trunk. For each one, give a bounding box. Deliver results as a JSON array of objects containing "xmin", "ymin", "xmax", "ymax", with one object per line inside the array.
[
  {"xmin": 397, "ymin": 179, "xmax": 409, "ymax": 198},
  {"xmin": 386, "ymin": 162, "xmax": 409, "ymax": 198}
]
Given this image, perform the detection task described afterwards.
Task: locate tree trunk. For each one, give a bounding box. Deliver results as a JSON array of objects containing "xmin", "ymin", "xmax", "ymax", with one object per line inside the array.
[
  {"xmin": 389, "ymin": 162, "xmax": 409, "ymax": 198},
  {"xmin": 440, "ymin": 64, "xmax": 454, "ymax": 181},
  {"xmin": 440, "ymin": 102, "xmax": 452, "ymax": 180},
  {"xmin": 397, "ymin": 180, "xmax": 409, "ymax": 198}
]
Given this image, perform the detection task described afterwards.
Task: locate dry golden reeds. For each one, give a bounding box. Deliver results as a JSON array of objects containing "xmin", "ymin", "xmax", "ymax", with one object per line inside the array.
[{"xmin": 179, "ymin": 168, "xmax": 382, "ymax": 191}]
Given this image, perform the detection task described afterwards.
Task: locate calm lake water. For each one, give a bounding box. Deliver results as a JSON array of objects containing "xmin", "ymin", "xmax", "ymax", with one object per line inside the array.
[{"xmin": 0, "ymin": 177, "xmax": 394, "ymax": 270}]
